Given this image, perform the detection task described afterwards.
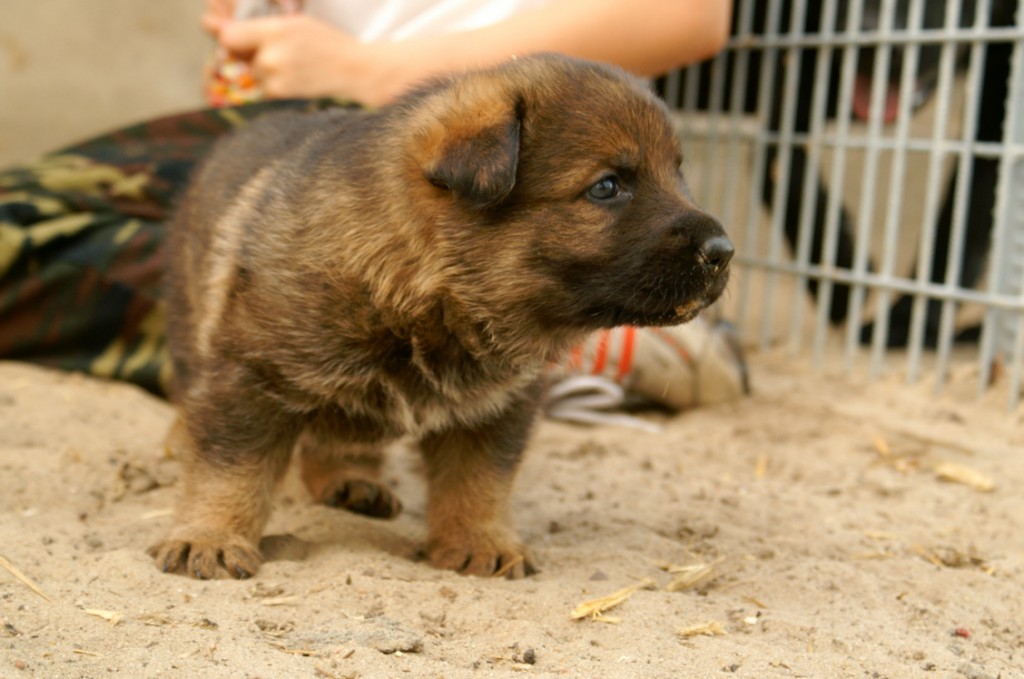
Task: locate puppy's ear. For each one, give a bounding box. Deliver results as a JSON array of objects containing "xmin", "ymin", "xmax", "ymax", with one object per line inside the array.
[{"xmin": 420, "ymin": 89, "xmax": 523, "ymax": 210}]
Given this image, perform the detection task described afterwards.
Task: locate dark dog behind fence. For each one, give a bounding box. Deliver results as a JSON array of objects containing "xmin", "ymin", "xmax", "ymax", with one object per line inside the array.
[{"xmin": 658, "ymin": 0, "xmax": 1018, "ymax": 352}]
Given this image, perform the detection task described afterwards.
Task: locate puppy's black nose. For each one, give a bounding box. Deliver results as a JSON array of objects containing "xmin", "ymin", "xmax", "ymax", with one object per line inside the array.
[{"xmin": 698, "ymin": 235, "xmax": 734, "ymax": 274}]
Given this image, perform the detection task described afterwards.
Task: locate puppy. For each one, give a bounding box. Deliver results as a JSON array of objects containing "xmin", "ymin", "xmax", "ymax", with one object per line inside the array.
[{"xmin": 150, "ymin": 54, "xmax": 733, "ymax": 580}]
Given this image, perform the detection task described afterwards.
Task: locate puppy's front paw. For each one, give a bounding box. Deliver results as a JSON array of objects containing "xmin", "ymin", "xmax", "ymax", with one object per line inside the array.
[
  {"xmin": 148, "ymin": 529, "xmax": 262, "ymax": 580},
  {"xmin": 317, "ymin": 479, "xmax": 403, "ymax": 519},
  {"xmin": 427, "ymin": 530, "xmax": 538, "ymax": 579}
]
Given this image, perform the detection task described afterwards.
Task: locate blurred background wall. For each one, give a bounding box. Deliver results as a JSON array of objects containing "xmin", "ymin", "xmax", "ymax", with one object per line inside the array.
[{"xmin": 0, "ymin": 0, "xmax": 208, "ymax": 165}]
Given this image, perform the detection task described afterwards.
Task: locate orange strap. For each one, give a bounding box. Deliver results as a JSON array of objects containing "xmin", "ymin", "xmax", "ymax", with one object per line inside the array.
[
  {"xmin": 615, "ymin": 326, "xmax": 636, "ymax": 381},
  {"xmin": 591, "ymin": 330, "xmax": 611, "ymax": 375}
]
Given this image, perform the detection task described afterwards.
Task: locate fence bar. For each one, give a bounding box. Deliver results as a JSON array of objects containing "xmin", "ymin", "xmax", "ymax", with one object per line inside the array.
[
  {"xmin": 812, "ymin": 0, "xmax": 864, "ymax": 366},
  {"xmin": 931, "ymin": 0, "xmax": 990, "ymax": 392},
  {"xmin": 737, "ymin": 0, "xmax": 783, "ymax": 339},
  {"xmin": 790, "ymin": 0, "xmax": 841, "ymax": 355},
  {"xmin": 759, "ymin": 2, "xmax": 809, "ymax": 347},
  {"xmin": 905, "ymin": 0, "xmax": 962, "ymax": 383},
  {"xmin": 737, "ymin": 257, "xmax": 1024, "ymax": 311},
  {"xmin": 869, "ymin": 0, "xmax": 926, "ymax": 376},
  {"xmin": 729, "ymin": 25, "xmax": 1024, "ymax": 50},
  {"xmin": 844, "ymin": 0, "xmax": 897, "ymax": 370},
  {"xmin": 981, "ymin": 0, "xmax": 1024, "ymax": 406}
]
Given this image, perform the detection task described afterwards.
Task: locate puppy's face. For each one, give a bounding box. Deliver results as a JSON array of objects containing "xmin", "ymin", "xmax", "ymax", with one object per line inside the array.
[{"xmin": 415, "ymin": 55, "xmax": 732, "ymax": 332}]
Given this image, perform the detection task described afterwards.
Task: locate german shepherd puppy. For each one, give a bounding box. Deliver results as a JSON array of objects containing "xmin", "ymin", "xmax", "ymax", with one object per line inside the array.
[{"xmin": 150, "ymin": 54, "xmax": 733, "ymax": 580}]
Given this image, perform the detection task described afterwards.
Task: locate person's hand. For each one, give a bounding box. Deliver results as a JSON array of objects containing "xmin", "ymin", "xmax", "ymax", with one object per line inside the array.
[
  {"xmin": 202, "ymin": 0, "xmax": 236, "ymax": 35},
  {"xmin": 217, "ymin": 15, "xmax": 402, "ymax": 105}
]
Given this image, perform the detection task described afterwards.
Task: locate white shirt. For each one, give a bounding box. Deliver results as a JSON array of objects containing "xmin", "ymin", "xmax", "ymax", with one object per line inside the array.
[{"xmin": 291, "ymin": 0, "xmax": 550, "ymax": 42}]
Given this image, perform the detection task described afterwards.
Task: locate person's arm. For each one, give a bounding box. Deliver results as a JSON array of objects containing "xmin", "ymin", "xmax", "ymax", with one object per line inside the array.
[{"xmin": 212, "ymin": 0, "xmax": 733, "ymax": 106}]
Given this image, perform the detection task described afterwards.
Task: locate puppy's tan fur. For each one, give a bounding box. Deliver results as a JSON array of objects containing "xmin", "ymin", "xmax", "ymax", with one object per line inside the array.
[{"xmin": 150, "ymin": 54, "xmax": 732, "ymax": 580}]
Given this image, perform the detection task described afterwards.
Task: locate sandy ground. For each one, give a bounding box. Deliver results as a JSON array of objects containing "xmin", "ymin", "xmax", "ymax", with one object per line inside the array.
[{"xmin": 1, "ymin": 354, "xmax": 1022, "ymax": 678}]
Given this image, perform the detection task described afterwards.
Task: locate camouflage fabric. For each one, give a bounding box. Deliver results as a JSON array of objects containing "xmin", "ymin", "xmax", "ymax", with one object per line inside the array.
[{"xmin": 0, "ymin": 100, "xmax": 342, "ymax": 395}]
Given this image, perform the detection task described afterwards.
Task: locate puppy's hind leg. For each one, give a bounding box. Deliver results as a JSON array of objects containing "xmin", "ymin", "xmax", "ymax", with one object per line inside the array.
[{"xmin": 298, "ymin": 423, "xmax": 402, "ymax": 520}]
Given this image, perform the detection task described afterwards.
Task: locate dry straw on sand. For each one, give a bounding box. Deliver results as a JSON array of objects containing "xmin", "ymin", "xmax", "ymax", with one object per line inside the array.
[
  {"xmin": 0, "ymin": 554, "xmax": 51, "ymax": 602},
  {"xmin": 570, "ymin": 578, "xmax": 657, "ymax": 623}
]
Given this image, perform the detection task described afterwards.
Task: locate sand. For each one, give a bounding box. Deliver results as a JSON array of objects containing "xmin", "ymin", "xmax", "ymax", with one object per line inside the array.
[{"xmin": 1, "ymin": 354, "xmax": 1022, "ymax": 678}]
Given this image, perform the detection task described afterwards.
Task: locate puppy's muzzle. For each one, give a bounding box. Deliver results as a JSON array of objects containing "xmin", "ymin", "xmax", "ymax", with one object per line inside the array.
[
  {"xmin": 697, "ymin": 235, "xmax": 735, "ymax": 278},
  {"xmin": 670, "ymin": 211, "xmax": 734, "ymax": 280}
]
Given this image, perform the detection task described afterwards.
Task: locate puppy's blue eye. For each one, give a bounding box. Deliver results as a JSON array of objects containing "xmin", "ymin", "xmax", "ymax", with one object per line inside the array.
[{"xmin": 587, "ymin": 176, "xmax": 620, "ymax": 201}]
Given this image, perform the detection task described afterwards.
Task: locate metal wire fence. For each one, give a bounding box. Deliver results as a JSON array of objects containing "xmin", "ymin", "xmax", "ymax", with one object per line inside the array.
[{"xmin": 661, "ymin": 0, "xmax": 1024, "ymax": 408}]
